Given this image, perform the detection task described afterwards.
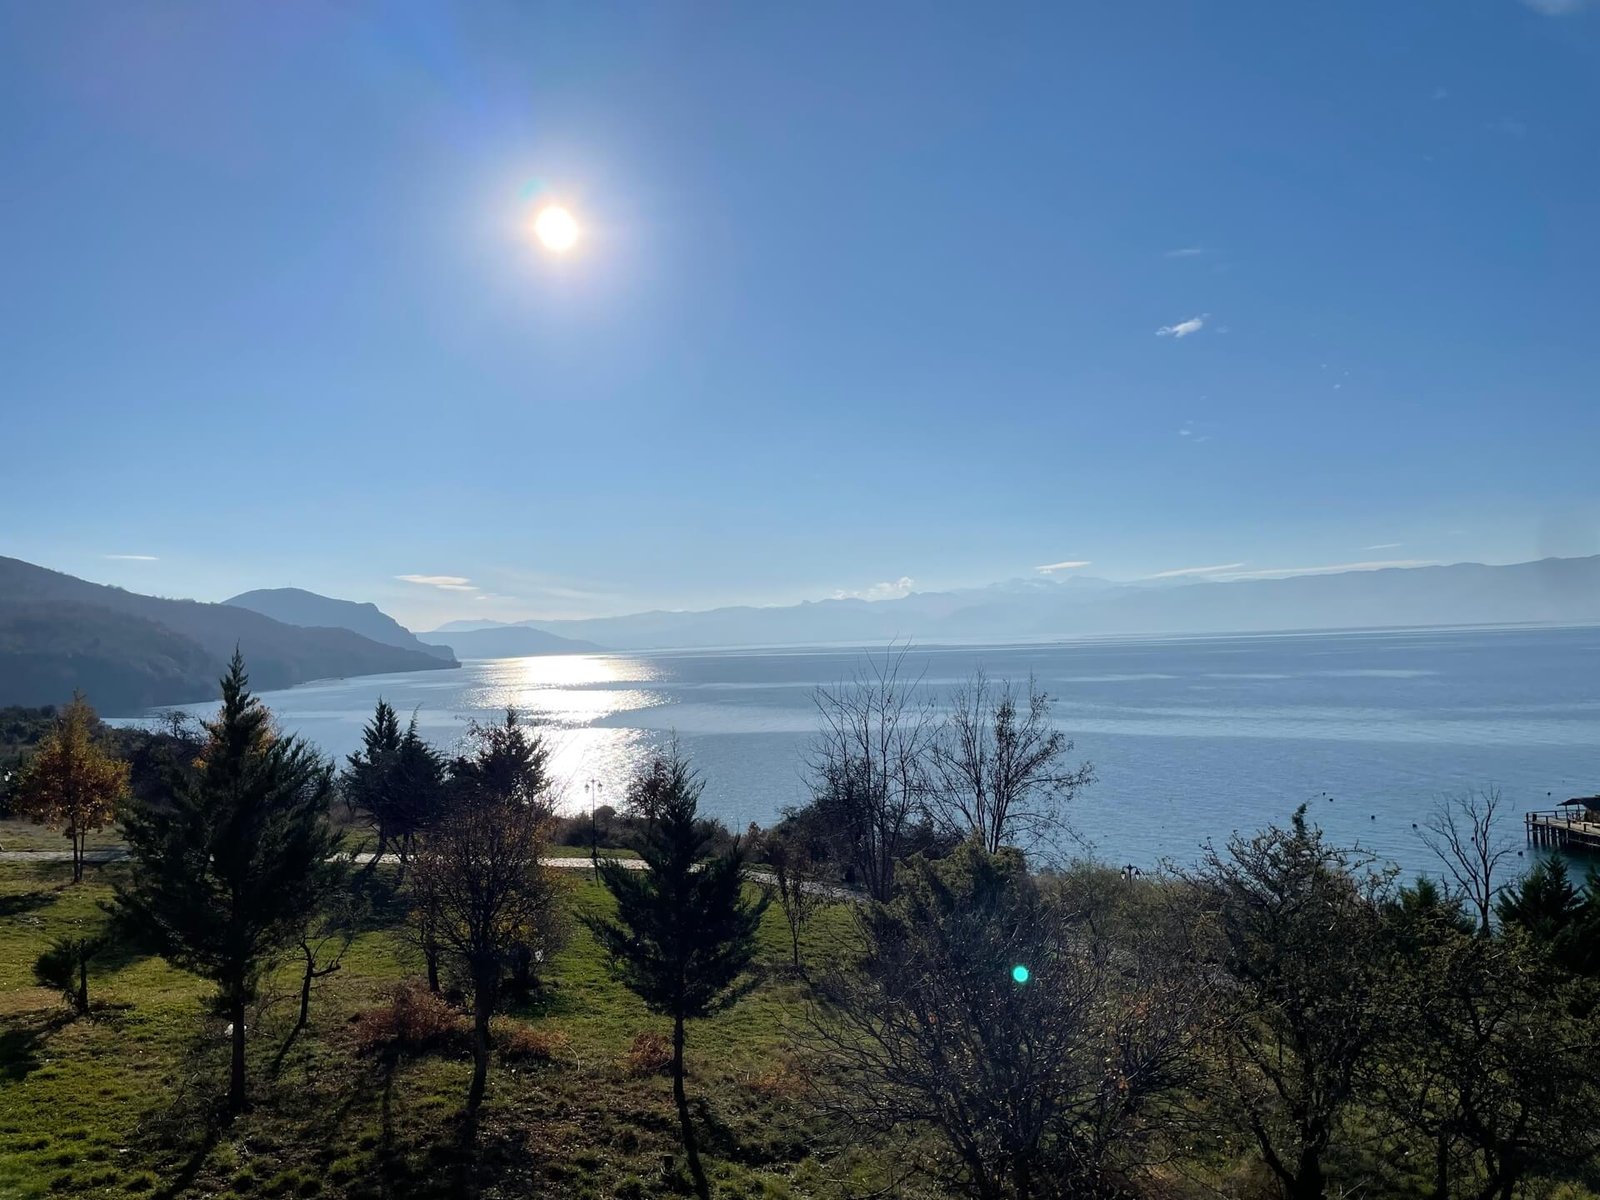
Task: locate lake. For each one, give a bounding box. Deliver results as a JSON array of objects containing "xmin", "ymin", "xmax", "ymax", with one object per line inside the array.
[{"xmin": 124, "ymin": 625, "xmax": 1600, "ymax": 878}]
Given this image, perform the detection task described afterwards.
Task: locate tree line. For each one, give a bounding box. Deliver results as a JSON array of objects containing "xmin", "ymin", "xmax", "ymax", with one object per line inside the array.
[{"xmin": 7, "ymin": 650, "xmax": 1600, "ymax": 1200}]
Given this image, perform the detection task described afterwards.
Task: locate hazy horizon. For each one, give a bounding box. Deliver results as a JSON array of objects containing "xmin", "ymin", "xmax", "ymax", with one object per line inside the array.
[{"xmin": 12, "ymin": 549, "xmax": 1597, "ymax": 637}]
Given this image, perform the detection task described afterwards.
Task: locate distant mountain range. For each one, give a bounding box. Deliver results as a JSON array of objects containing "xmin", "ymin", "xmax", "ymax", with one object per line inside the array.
[
  {"xmin": 9, "ymin": 554, "xmax": 1598, "ymax": 715},
  {"xmin": 226, "ymin": 588, "xmax": 456, "ymax": 662},
  {"xmin": 0, "ymin": 559, "xmax": 457, "ymax": 714},
  {"xmin": 417, "ymin": 626, "xmax": 604, "ymax": 659},
  {"xmin": 426, "ymin": 556, "xmax": 1600, "ymax": 650}
]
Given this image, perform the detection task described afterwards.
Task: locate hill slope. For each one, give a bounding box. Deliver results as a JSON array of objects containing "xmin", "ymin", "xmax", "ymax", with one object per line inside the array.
[
  {"xmin": 226, "ymin": 587, "xmax": 456, "ymax": 663},
  {"xmin": 0, "ymin": 558, "xmax": 455, "ymax": 713}
]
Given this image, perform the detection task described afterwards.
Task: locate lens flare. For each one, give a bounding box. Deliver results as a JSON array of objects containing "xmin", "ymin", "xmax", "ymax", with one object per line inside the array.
[{"xmin": 1011, "ymin": 964, "xmax": 1031, "ymax": 984}]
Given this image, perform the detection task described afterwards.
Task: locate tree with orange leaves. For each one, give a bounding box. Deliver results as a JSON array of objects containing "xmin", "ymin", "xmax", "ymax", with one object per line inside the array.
[{"xmin": 15, "ymin": 694, "xmax": 129, "ymax": 883}]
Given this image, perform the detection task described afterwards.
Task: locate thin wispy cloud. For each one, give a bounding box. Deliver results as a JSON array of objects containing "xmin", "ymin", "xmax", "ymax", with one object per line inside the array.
[
  {"xmin": 396, "ymin": 574, "xmax": 478, "ymax": 592},
  {"xmin": 1486, "ymin": 116, "xmax": 1528, "ymax": 138},
  {"xmin": 1164, "ymin": 247, "xmax": 1209, "ymax": 258},
  {"xmin": 1520, "ymin": 0, "xmax": 1590, "ymax": 13},
  {"xmin": 1364, "ymin": 543, "xmax": 1403, "ymax": 551},
  {"xmin": 1156, "ymin": 314, "xmax": 1207, "ymax": 338},
  {"xmin": 1035, "ymin": 560, "xmax": 1092, "ymax": 574},
  {"xmin": 832, "ymin": 576, "xmax": 916, "ymax": 601},
  {"xmin": 1145, "ymin": 563, "xmax": 1245, "ymax": 579},
  {"xmin": 1213, "ymin": 559, "xmax": 1438, "ymax": 581},
  {"xmin": 104, "ymin": 553, "xmax": 158, "ymax": 561}
]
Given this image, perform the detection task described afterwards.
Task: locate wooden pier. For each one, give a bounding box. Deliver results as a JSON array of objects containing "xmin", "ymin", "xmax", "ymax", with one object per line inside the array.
[{"xmin": 1526, "ymin": 796, "xmax": 1600, "ymax": 855}]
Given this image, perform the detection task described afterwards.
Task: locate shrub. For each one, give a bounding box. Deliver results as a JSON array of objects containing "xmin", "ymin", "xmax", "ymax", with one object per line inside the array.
[
  {"xmin": 748, "ymin": 1056, "xmax": 809, "ymax": 1101},
  {"xmin": 490, "ymin": 1017, "xmax": 569, "ymax": 1064},
  {"xmin": 353, "ymin": 982, "xmax": 466, "ymax": 1054},
  {"xmin": 623, "ymin": 1030, "xmax": 673, "ymax": 1076}
]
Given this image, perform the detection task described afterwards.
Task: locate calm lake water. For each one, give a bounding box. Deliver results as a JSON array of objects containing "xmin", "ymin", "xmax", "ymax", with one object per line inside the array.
[{"xmin": 127, "ymin": 626, "xmax": 1600, "ymax": 878}]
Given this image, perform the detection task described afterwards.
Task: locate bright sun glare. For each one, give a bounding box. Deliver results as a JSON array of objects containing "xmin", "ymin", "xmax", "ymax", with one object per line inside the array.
[{"xmin": 533, "ymin": 204, "xmax": 580, "ymax": 253}]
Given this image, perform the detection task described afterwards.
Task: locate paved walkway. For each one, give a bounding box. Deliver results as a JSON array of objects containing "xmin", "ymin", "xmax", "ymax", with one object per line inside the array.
[
  {"xmin": 0, "ymin": 847, "xmax": 857, "ymax": 899},
  {"xmin": 0, "ymin": 847, "xmax": 644, "ymax": 870}
]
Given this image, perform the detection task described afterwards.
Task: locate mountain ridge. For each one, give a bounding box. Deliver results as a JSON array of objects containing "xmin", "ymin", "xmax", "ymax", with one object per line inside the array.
[
  {"xmin": 0, "ymin": 558, "xmax": 456, "ymax": 713},
  {"xmin": 226, "ymin": 587, "xmax": 456, "ymax": 663},
  {"xmin": 443, "ymin": 556, "xmax": 1600, "ymax": 650}
]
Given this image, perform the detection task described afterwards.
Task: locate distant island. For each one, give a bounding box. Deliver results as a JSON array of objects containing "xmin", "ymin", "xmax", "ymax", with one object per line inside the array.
[{"xmin": 0, "ymin": 559, "xmax": 458, "ymax": 714}]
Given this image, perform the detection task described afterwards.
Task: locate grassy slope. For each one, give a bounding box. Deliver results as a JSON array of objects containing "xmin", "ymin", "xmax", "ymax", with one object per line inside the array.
[
  {"xmin": 0, "ymin": 859, "xmax": 861, "ymax": 1200},
  {"xmin": 9, "ymin": 860, "xmax": 1593, "ymax": 1200}
]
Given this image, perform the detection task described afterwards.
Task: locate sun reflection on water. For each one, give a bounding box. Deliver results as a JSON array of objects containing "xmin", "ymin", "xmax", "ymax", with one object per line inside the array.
[{"xmin": 462, "ymin": 656, "xmax": 674, "ymax": 815}]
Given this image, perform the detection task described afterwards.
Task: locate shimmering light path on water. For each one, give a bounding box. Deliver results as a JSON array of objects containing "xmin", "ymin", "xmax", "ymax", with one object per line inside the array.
[{"xmin": 123, "ymin": 626, "xmax": 1600, "ymax": 878}]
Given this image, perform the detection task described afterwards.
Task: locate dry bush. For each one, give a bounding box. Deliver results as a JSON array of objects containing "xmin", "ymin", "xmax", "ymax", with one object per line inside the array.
[
  {"xmin": 491, "ymin": 1017, "xmax": 569, "ymax": 1064},
  {"xmin": 748, "ymin": 1054, "xmax": 810, "ymax": 1100},
  {"xmin": 353, "ymin": 981, "xmax": 466, "ymax": 1054},
  {"xmin": 622, "ymin": 1030, "xmax": 673, "ymax": 1076}
]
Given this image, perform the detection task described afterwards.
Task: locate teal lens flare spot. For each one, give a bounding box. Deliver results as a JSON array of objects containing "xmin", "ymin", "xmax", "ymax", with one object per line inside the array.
[{"xmin": 1011, "ymin": 964, "xmax": 1030, "ymax": 984}]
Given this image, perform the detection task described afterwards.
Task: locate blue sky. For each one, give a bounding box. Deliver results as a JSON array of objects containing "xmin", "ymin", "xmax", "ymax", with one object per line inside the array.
[{"xmin": 2, "ymin": 1, "xmax": 1597, "ymax": 630}]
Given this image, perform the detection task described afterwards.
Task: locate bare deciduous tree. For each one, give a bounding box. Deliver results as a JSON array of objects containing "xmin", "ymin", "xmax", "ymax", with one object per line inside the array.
[
  {"xmin": 410, "ymin": 795, "xmax": 564, "ymax": 1115},
  {"xmin": 928, "ymin": 669, "xmax": 1093, "ymax": 855},
  {"xmin": 1417, "ymin": 788, "xmax": 1516, "ymax": 937},
  {"xmin": 805, "ymin": 647, "xmax": 937, "ymax": 902},
  {"xmin": 294, "ymin": 885, "xmax": 361, "ymax": 1033},
  {"xmin": 762, "ymin": 825, "xmax": 823, "ymax": 971},
  {"xmin": 810, "ymin": 844, "xmax": 1212, "ymax": 1199}
]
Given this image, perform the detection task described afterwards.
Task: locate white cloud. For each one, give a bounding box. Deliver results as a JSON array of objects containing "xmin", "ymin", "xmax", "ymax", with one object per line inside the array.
[
  {"xmin": 1364, "ymin": 543, "xmax": 1403, "ymax": 551},
  {"xmin": 1212, "ymin": 559, "xmax": 1438, "ymax": 581},
  {"xmin": 1164, "ymin": 247, "xmax": 1208, "ymax": 258},
  {"xmin": 1145, "ymin": 563, "xmax": 1246, "ymax": 579},
  {"xmin": 1486, "ymin": 116, "xmax": 1528, "ymax": 137},
  {"xmin": 1431, "ymin": 86, "xmax": 1450, "ymax": 101},
  {"xmin": 396, "ymin": 574, "xmax": 479, "ymax": 592},
  {"xmin": 1035, "ymin": 560, "xmax": 1092, "ymax": 574},
  {"xmin": 104, "ymin": 553, "xmax": 158, "ymax": 561},
  {"xmin": 832, "ymin": 577, "xmax": 916, "ymax": 602},
  {"xmin": 1156, "ymin": 314, "xmax": 1207, "ymax": 338},
  {"xmin": 1521, "ymin": 0, "xmax": 1590, "ymax": 13}
]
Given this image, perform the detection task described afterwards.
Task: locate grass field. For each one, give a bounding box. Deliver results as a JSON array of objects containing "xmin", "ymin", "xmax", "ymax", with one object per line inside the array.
[
  {"xmin": 0, "ymin": 857, "xmax": 864, "ymax": 1200},
  {"xmin": 0, "ymin": 821, "xmax": 125, "ymax": 853}
]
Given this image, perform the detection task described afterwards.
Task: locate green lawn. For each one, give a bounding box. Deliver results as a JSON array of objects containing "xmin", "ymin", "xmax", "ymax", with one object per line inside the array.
[
  {"xmin": 543, "ymin": 844, "xmax": 640, "ymax": 860},
  {"xmin": 0, "ymin": 858, "xmax": 859, "ymax": 1199},
  {"xmin": 0, "ymin": 821, "xmax": 124, "ymax": 853}
]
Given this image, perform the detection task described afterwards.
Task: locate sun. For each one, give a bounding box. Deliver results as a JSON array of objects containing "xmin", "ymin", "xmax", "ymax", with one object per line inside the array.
[{"xmin": 533, "ymin": 205, "xmax": 580, "ymax": 253}]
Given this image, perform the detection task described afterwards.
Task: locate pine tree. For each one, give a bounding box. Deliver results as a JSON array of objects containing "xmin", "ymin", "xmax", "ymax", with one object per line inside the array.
[
  {"xmin": 447, "ymin": 709, "xmax": 551, "ymax": 812},
  {"xmin": 392, "ymin": 716, "xmax": 445, "ymax": 862},
  {"xmin": 34, "ymin": 925, "xmax": 108, "ymax": 1015},
  {"xmin": 14, "ymin": 694, "xmax": 129, "ymax": 883},
  {"xmin": 585, "ymin": 752, "xmax": 768, "ymax": 1200},
  {"xmin": 116, "ymin": 652, "xmax": 338, "ymax": 1112},
  {"xmin": 344, "ymin": 702, "xmax": 445, "ymax": 872},
  {"xmin": 1496, "ymin": 856, "xmax": 1590, "ymax": 973},
  {"xmin": 343, "ymin": 699, "xmax": 402, "ymax": 861}
]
